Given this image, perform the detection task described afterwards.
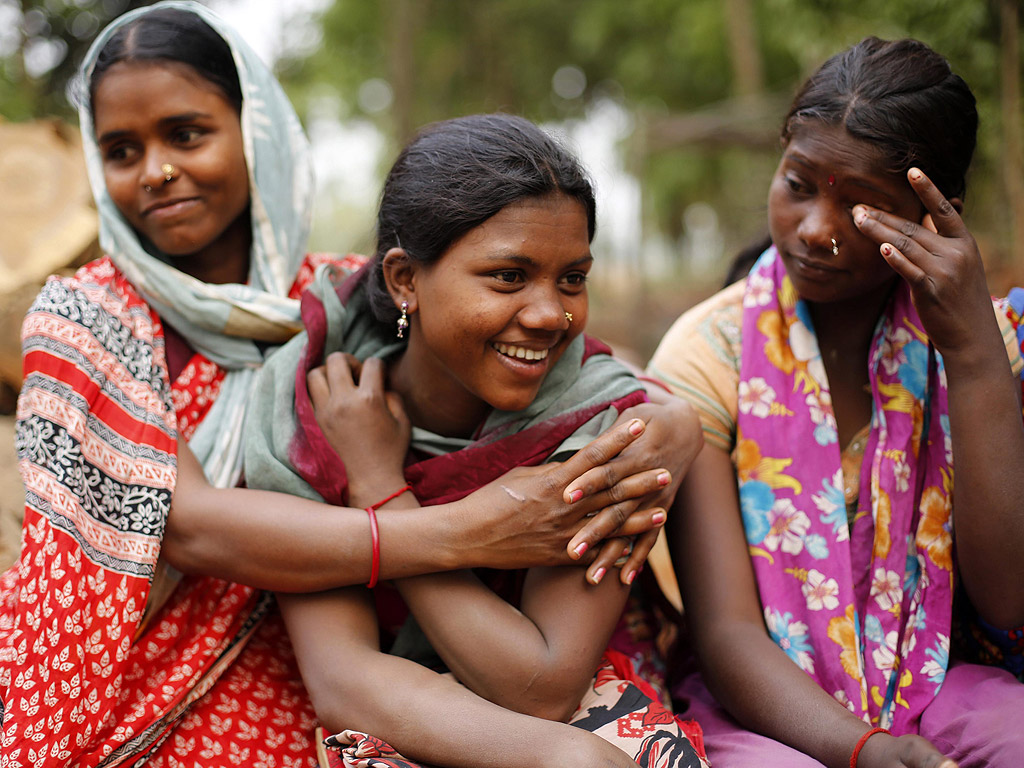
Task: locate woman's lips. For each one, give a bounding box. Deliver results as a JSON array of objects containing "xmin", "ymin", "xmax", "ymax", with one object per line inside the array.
[
  {"xmin": 143, "ymin": 197, "xmax": 200, "ymax": 218},
  {"xmin": 790, "ymin": 254, "xmax": 841, "ymax": 281}
]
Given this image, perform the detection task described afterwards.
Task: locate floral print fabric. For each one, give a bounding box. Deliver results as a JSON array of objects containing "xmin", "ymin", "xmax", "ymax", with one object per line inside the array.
[
  {"xmin": 736, "ymin": 248, "xmax": 955, "ymax": 733},
  {"xmin": 319, "ymin": 651, "xmax": 708, "ymax": 768}
]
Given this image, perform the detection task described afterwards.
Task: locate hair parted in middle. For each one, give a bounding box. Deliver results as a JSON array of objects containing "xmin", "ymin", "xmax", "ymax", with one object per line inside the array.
[{"xmin": 366, "ymin": 113, "xmax": 597, "ymax": 326}]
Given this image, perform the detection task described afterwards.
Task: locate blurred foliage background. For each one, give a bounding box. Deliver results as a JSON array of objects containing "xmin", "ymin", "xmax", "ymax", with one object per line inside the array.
[{"xmin": 1, "ymin": 0, "xmax": 1022, "ymax": 359}]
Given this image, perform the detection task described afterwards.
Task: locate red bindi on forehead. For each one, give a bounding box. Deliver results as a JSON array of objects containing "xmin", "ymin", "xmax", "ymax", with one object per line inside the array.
[{"xmin": 827, "ymin": 174, "xmax": 835, "ymax": 186}]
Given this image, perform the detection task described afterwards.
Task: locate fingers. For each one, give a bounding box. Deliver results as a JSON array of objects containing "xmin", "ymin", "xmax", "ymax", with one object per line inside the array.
[
  {"xmin": 894, "ymin": 734, "xmax": 958, "ymax": 768},
  {"xmin": 617, "ymin": 529, "xmax": 658, "ymax": 585},
  {"xmin": 558, "ymin": 418, "xmax": 646, "ymax": 502},
  {"xmin": 905, "ymin": 168, "xmax": 966, "ymax": 238},
  {"xmin": 586, "ymin": 537, "xmax": 632, "ymax": 585},
  {"xmin": 568, "ymin": 504, "xmax": 666, "ymax": 561}
]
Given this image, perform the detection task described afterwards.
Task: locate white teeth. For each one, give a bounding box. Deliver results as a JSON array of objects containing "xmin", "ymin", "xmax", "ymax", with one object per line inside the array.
[{"xmin": 493, "ymin": 342, "xmax": 549, "ymax": 361}]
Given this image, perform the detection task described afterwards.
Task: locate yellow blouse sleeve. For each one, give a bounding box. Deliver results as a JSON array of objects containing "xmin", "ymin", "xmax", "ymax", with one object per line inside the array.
[{"xmin": 646, "ymin": 280, "xmax": 745, "ymax": 453}]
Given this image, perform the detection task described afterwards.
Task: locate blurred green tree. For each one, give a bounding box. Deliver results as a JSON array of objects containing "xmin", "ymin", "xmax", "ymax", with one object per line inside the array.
[
  {"xmin": 0, "ymin": 0, "xmax": 155, "ymax": 121},
  {"xmin": 278, "ymin": 0, "xmax": 1020, "ymax": 275}
]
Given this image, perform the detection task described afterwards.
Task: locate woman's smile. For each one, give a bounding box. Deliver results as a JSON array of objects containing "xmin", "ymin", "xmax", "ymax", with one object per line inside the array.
[{"xmin": 390, "ymin": 192, "xmax": 591, "ymax": 437}]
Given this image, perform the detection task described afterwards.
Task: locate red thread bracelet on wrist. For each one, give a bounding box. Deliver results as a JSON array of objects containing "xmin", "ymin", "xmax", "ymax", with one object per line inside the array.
[
  {"xmin": 364, "ymin": 484, "xmax": 412, "ymax": 588},
  {"xmin": 850, "ymin": 727, "xmax": 890, "ymax": 768}
]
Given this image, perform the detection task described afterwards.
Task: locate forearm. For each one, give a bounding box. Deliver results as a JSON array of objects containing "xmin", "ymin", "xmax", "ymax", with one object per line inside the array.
[
  {"xmin": 943, "ymin": 332, "xmax": 1024, "ymax": 627},
  {"xmin": 279, "ymin": 590, "xmax": 628, "ymax": 768},
  {"xmin": 165, "ymin": 483, "xmax": 463, "ymax": 590},
  {"xmin": 695, "ymin": 618, "xmax": 879, "ymax": 768},
  {"xmin": 395, "ymin": 568, "xmax": 629, "ymax": 720}
]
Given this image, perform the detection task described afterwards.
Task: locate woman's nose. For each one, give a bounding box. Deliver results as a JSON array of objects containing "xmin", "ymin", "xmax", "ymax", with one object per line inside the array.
[
  {"xmin": 139, "ymin": 151, "xmax": 169, "ymax": 190},
  {"xmin": 517, "ymin": 286, "xmax": 568, "ymax": 330},
  {"xmin": 798, "ymin": 201, "xmax": 841, "ymax": 253}
]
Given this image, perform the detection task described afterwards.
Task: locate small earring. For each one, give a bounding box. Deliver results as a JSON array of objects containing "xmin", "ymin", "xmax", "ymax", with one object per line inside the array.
[
  {"xmin": 144, "ymin": 184, "xmax": 153, "ymax": 193},
  {"xmin": 396, "ymin": 301, "xmax": 409, "ymax": 339},
  {"xmin": 161, "ymin": 163, "xmax": 176, "ymax": 182},
  {"xmin": 564, "ymin": 311, "xmax": 573, "ymax": 323},
  {"xmin": 831, "ymin": 238, "xmax": 839, "ymax": 256}
]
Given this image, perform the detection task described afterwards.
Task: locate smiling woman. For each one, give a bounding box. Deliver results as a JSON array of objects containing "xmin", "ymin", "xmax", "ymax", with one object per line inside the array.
[{"xmin": 243, "ymin": 114, "xmax": 710, "ymax": 768}]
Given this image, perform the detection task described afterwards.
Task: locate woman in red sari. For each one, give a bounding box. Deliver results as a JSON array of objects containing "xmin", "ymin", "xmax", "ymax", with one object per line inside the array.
[{"xmin": 0, "ymin": 4, "xmax": 699, "ymax": 766}]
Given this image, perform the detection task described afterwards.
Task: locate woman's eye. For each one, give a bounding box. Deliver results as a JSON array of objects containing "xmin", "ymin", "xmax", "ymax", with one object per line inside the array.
[
  {"xmin": 104, "ymin": 143, "xmax": 136, "ymax": 163},
  {"xmin": 172, "ymin": 127, "xmax": 203, "ymax": 144},
  {"xmin": 561, "ymin": 272, "xmax": 588, "ymax": 288},
  {"xmin": 493, "ymin": 270, "xmax": 522, "ymax": 285},
  {"xmin": 785, "ymin": 176, "xmax": 807, "ymax": 194}
]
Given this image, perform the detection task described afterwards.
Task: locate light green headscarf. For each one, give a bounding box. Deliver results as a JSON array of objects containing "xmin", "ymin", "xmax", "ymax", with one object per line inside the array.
[{"xmin": 77, "ymin": 0, "xmax": 314, "ymax": 486}]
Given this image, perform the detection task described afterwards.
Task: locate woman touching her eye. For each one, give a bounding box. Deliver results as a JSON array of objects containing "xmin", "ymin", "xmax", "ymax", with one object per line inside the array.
[
  {"xmin": 649, "ymin": 37, "xmax": 1024, "ymax": 768},
  {"xmin": 0, "ymin": 3, "xmax": 700, "ymax": 766}
]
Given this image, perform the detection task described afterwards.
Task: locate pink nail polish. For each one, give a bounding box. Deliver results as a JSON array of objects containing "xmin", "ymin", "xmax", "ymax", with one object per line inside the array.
[
  {"xmin": 572, "ymin": 541, "xmax": 588, "ymax": 558},
  {"xmin": 656, "ymin": 471, "xmax": 671, "ymax": 486},
  {"xmin": 628, "ymin": 419, "xmax": 644, "ymax": 436},
  {"xmin": 568, "ymin": 489, "xmax": 584, "ymax": 503},
  {"xmin": 625, "ymin": 570, "xmax": 637, "ymax": 585},
  {"xmin": 652, "ymin": 511, "xmax": 666, "ymax": 524},
  {"xmin": 592, "ymin": 567, "xmax": 606, "ymax": 584}
]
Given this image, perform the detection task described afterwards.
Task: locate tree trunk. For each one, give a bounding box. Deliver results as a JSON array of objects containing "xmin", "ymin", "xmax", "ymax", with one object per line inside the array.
[
  {"xmin": 723, "ymin": 0, "xmax": 764, "ymax": 98},
  {"xmin": 1001, "ymin": 0, "xmax": 1024, "ymax": 269}
]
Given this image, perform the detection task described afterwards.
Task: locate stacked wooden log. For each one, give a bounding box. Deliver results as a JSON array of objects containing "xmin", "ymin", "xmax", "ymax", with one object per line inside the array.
[{"xmin": 0, "ymin": 119, "xmax": 98, "ymax": 413}]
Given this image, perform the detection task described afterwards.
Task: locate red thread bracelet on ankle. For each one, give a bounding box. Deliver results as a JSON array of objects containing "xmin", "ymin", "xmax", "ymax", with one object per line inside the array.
[
  {"xmin": 364, "ymin": 484, "xmax": 412, "ymax": 588},
  {"xmin": 850, "ymin": 727, "xmax": 890, "ymax": 768}
]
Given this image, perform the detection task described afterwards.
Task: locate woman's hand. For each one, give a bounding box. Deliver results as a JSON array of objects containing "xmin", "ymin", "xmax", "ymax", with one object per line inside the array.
[
  {"xmin": 308, "ymin": 352, "xmax": 410, "ymax": 494},
  {"xmin": 852, "ymin": 167, "xmax": 994, "ymax": 361},
  {"xmin": 857, "ymin": 731, "xmax": 957, "ymax": 768},
  {"xmin": 451, "ymin": 418, "xmax": 671, "ymax": 576},
  {"xmin": 565, "ymin": 395, "xmax": 703, "ymax": 583}
]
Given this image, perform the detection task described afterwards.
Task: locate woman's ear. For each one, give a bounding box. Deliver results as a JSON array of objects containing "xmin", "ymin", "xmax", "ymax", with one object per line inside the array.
[
  {"xmin": 381, "ymin": 247, "xmax": 418, "ymax": 313},
  {"xmin": 921, "ymin": 197, "xmax": 963, "ymax": 234}
]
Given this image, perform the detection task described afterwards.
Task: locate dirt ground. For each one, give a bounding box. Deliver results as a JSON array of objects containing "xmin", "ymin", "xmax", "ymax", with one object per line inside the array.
[{"xmin": 0, "ymin": 414, "xmax": 21, "ymax": 571}]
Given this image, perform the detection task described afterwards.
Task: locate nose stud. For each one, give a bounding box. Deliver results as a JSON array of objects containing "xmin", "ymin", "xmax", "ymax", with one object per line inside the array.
[
  {"xmin": 144, "ymin": 163, "xmax": 178, "ymax": 193},
  {"xmin": 831, "ymin": 238, "xmax": 839, "ymax": 256},
  {"xmin": 564, "ymin": 312, "xmax": 573, "ymax": 323}
]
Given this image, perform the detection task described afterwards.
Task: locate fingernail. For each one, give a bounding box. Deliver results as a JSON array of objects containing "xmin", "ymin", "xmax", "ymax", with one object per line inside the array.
[
  {"xmin": 852, "ymin": 206, "xmax": 866, "ymax": 224},
  {"xmin": 652, "ymin": 511, "xmax": 666, "ymax": 524},
  {"xmin": 625, "ymin": 570, "xmax": 637, "ymax": 585},
  {"xmin": 622, "ymin": 545, "xmax": 632, "ymax": 557},
  {"xmin": 656, "ymin": 471, "xmax": 671, "ymax": 486},
  {"xmin": 591, "ymin": 567, "xmax": 606, "ymax": 584},
  {"xmin": 568, "ymin": 489, "xmax": 584, "ymax": 503},
  {"xmin": 881, "ymin": 243, "xmax": 893, "ymax": 256},
  {"xmin": 909, "ymin": 168, "xmax": 922, "ymax": 181},
  {"xmin": 628, "ymin": 419, "xmax": 645, "ymax": 436},
  {"xmin": 572, "ymin": 541, "xmax": 588, "ymax": 558}
]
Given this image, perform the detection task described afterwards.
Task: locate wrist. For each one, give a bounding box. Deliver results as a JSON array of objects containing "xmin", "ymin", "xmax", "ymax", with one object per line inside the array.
[
  {"xmin": 849, "ymin": 727, "xmax": 890, "ymax": 768},
  {"xmin": 348, "ymin": 475, "xmax": 409, "ymax": 508}
]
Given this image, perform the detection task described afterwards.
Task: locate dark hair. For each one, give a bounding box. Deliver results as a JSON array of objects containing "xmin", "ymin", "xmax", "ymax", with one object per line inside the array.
[
  {"xmin": 89, "ymin": 8, "xmax": 242, "ymax": 112},
  {"xmin": 366, "ymin": 113, "xmax": 597, "ymax": 325},
  {"xmin": 782, "ymin": 37, "xmax": 977, "ymax": 201}
]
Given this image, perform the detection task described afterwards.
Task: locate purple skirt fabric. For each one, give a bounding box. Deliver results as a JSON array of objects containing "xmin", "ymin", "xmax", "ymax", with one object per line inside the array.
[{"xmin": 675, "ymin": 661, "xmax": 1024, "ymax": 768}]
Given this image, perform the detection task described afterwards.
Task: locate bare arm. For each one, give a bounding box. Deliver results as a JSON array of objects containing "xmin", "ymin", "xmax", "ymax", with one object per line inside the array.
[
  {"xmin": 854, "ymin": 168, "xmax": 1024, "ymax": 628},
  {"xmin": 392, "ymin": 559, "xmax": 629, "ymax": 721},
  {"xmin": 672, "ymin": 445, "xmax": 956, "ymax": 768},
  {"xmin": 278, "ymin": 586, "xmax": 640, "ymax": 768}
]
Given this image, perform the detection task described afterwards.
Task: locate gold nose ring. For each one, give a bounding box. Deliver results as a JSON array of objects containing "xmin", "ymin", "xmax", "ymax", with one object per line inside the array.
[
  {"xmin": 161, "ymin": 163, "xmax": 176, "ymax": 182},
  {"xmin": 564, "ymin": 312, "xmax": 573, "ymax": 323},
  {"xmin": 831, "ymin": 238, "xmax": 839, "ymax": 256}
]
